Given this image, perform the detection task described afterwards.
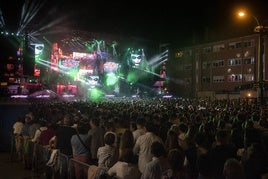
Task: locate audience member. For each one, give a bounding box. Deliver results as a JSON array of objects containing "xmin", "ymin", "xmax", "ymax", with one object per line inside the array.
[
  {"xmin": 133, "ymin": 121, "xmax": 163, "ymax": 173},
  {"xmin": 141, "ymin": 141, "xmax": 168, "ymax": 179},
  {"xmin": 108, "ymin": 149, "xmax": 141, "ymax": 179},
  {"xmin": 223, "ymin": 158, "xmax": 245, "ymax": 179},
  {"xmin": 87, "ymin": 117, "xmax": 105, "ymax": 165}
]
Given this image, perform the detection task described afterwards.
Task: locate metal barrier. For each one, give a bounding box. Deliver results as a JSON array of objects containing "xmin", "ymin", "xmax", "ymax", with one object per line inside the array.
[
  {"xmin": 68, "ymin": 158, "xmax": 91, "ymax": 179},
  {"xmin": 21, "ymin": 137, "xmax": 34, "ymax": 169},
  {"xmin": 32, "ymin": 142, "xmax": 49, "ymax": 174},
  {"xmin": 10, "ymin": 134, "xmax": 17, "ymax": 161},
  {"xmin": 10, "ymin": 137, "xmax": 97, "ymax": 179}
]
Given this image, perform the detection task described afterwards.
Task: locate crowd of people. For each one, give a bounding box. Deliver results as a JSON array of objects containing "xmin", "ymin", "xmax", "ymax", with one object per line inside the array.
[{"xmin": 12, "ymin": 97, "xmax": 268, "ymax": 179}]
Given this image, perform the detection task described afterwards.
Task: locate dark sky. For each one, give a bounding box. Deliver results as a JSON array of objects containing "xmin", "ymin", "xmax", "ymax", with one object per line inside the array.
[{"xmin": 1, "ymin": 0, "xmax": 268, "ymax": 46}]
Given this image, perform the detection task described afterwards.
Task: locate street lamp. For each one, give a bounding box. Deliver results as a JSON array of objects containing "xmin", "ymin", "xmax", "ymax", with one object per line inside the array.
[{"xmin": 238, "ymin": 11, "xmax": 268, "ymax": 105}]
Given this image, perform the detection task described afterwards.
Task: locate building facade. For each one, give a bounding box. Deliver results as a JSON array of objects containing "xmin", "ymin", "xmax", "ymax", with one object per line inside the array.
[{"xmin": 168, "ymin": 34, "xmax": 268, "ymax": 100}]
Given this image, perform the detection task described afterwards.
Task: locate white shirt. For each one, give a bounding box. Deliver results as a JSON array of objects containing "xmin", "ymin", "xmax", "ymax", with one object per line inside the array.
[
  {"xmin": 133, "ymin": 132, "xmax": 162, "ymax": 173},
  {"xmin": 108, "ymin": 161, "xmax": 141, "ymax": 179},
  {"xmin": 13, "ymin": 122, "xmax": 24, "ymax": 135},
  {"xmin": 132, "ymin": 128, "xmax": 146, "ymax": 142}
]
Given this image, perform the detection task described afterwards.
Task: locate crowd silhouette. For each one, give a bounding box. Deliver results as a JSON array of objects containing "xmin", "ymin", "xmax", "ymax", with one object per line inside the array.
[{"xmin": 12, "ymin": 97, "xmax": 268, "ymax": 179}]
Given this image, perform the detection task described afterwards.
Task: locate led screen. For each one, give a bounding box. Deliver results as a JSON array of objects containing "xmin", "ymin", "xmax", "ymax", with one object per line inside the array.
[{"xmin": 104, "ymin": 62, "xmax": 119, "ymax": 73}]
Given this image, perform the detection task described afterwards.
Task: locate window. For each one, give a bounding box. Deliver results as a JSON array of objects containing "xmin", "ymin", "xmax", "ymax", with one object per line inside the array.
[
  {"xmin": 203, "ymin": 47, "xmax": 212, "ymax": 53},
  {"xmin": 228, "ymin": 42, "xmax": 236, "ymax": 49},
  {"xmin": 213, "ymin": 44, "xmax": 225, "ymax": 52},
  {"xmin": 227, "ymin": 74, "xmax": 242, "ymax": 82},
  {"xmin": 228, "ymin": 41, "xmax": 244, "ymax": 49},
  {"xmin": 236, "ymin": 42, "xmax": 242, "ymax": 48},
  {"xmin": 212, "ymin": 60, "xmax": 224, "ymax": 67},
  {"xmin": 244, "ymin": 40, "xmax": 252, "ymax": 47},
  {"xmin": 244, "ymin": 74, "xmax": 254, "ymax": 82},
  {"xmin": 244, "ymin": 57, "xmax": 254, "ymax": 64},
  {"xmin": 228, "ymin": 58, "xmax": 241, "ymax": 66},
  {"xmin": 212, "ymin": 76, "xmax": 225, "ymax": 83},
  {"xmin": 202, "ymin": 61, "xmax": 211, "ymax": 69},
  {"xmin": 202, "ymin": 76, "xmax": 211, "ymax": 83}
]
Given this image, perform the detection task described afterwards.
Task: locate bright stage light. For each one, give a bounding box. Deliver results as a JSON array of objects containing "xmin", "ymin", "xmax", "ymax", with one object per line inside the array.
[
  {"xmin": 105, "ymin": 73, "xmax": 118, "ymax": 86},
  {"xmin": 88, "ymin": 88, "xmax": 103, "ymax": 101}
]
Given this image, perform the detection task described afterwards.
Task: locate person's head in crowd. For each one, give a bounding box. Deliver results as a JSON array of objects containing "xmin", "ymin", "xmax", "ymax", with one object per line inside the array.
[
  {"xmin": 104, "ymin": 121, "xmax": 115, "ymax": 132},
  {"xmin": 178, "ymin": 123, "xmax": 188, "ymax": 135},
  {"xmin": 197, "ymin": 153, "xmax": 214, "ymax": 178},
  {"xmin": 89, "ymin": 117, "xmax": 99, "ymax": 128},
  {"xmin": 73, "ymin": 114, "xmax": 80, "ymax": 124},
  {"xmin": 223, "ymin": 158, "xmax": 245, "ymax": 179},
  {"xmin": 76, "ymin": 125, "xmax": 88, "ymax": 135},
  {"xmin": 77, "ymin": 120, "xmax": 90, "ymax": 134},
  {"xmin": 194, "ymin": 114, "xmax": 202, "ymax": 125},
  {"xmin": 169, "ymin": 112, "xmax": 181, "ymax": 125},
  {"xmin": 136, "ymin": 117, "xmax": 145, "ymax": 129},
  {"xmin": 104, "ymin": 132, "xmax": 116, "ymax": 146},
  {"xmin": 129, "ymin": 121, "xmax": 137, "ymax": 132},
  {"xmin": 242, "ymin": 120, "xmax": 254, "ymax": 129},
  {"xmin": 215, "ymin": 129, "xmax": 230, "ymax": 145},
  {"xmin": 63, "ymin": 114, "xmax": 72, "ymax": 126},
  {"xmin": 119, "ymin": 148, "xmax": 135, "ymax": 163},
  {"xmin": 246, "ymin": 142, "xmax": 267, "ymax": 163},
  {"xmin": 195, "ymin": 132, "xmax": 211, "ymax": 153},
  {"xmin": 39, "ymin": 119, "xmax": 47, "ymax": 127},
  {"xmin": 25, "ymin": 114, "xmax": 33, "ymax": 124},
  {"xmin": 144, "ymin": 121, "xmax": 155, "ymax": 133},
  {"xmin": 251, "ymin": 112, "xmax": 260, "ymax": 122},
  {"xmin": 151, "ymin": 141, "xmax": 166, "ymax": 158},
  {"xmin": 120, "ymin": 129, "xmax": 134, "ymax": 149},
  {"xmin": 167, "ymin": 149, "xmax": 185, "ymax": 176},
  {"xmin": 217, "ymin": 119, "xmax": 226, "ymax": 130},
  {"xmin": 165, "ymin": 129, "xmax": 180, "ymax": 151},
  {"xmin": 259, "ymin": 117, "xmax": 268, "ymax": 128},
  {"xmin": 230, "ymin": 128, "xmax": 244, "ymax": 149}
]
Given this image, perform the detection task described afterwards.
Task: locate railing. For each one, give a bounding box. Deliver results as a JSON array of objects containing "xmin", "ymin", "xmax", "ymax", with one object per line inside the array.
[
  {"xmin": 69, "ymin": 158, "xmax": 91, "ymax": 179},
  {"xmin": 10, "ymin": 135, "xmax": 96, "ymax": 179}
]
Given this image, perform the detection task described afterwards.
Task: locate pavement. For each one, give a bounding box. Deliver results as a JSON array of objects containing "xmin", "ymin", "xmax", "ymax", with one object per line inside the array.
[{"xmin": 0, "ymin": 151, "xmax": 46, "ymax": 179}]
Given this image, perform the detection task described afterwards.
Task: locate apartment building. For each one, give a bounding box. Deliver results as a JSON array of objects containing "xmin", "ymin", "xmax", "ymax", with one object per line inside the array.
[{"xmin": 167, "ymin": 34, "xmax": 268, "ymax": 100}]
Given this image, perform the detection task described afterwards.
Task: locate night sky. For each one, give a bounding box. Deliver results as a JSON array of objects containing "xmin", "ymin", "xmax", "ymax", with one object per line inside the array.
[{"xmin": 1, "ymin": 0, "xmax": 268, "ymax": 46}]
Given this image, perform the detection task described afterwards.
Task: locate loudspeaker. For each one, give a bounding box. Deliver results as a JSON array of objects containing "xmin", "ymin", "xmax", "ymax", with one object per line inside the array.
[{"xmin": 23, "ymin": 45, "xmax": 35, "ymax": 76}]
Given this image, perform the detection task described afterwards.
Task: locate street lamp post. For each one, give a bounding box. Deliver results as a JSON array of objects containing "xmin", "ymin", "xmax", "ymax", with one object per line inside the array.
[
  {"xmin": 256, "ymin": 26, "xmax": 264, "ymax": 105},
  {"xmin": 238, "ymin": 11, "xmax": 267, "ymax": 105}
]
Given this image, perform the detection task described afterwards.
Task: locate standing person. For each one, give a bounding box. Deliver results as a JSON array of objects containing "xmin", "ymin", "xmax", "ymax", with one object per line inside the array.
[
  {"xmin": 49, "ymin": 114, "xmax": 76, "ymax": 179},
  {"xmin": 165, "ymin": 129, "xmax": 181, "ymax": 152},
  {"xmin": 223, "ymin": 158, "xmax": 245, "ymax": 179},
  {"xmin": 133, "ymin": 121, "xmax": 163, "ymax": 174},
  {"xmin": 87, "ymin": 117, "xmax": 105, "ymax": 165},
  {"xmin": 119, "ymin": 129, "xmax": 135, "ymax": 160},
  {"xmin": 71, "ymin": 124, "xmax": 90, "ymax": 179},
  {"xmin": 39, "ymin": 121, "xmax": 55, "ymax": 147},
  {"xmin": 141, "ymin": 141, "xmax": 168, "ymax": 179},
  {"xmin": 13, "ymin": 116, "xmax": 24, "ymax": 161},
  {"xmin": 21, "ymin": 114, "xmax": 33, "ymax": 169},
  {"xmin": 108, "ymin": 149, "xmax": 141, "ymax": 179},
  {"xmin": 163, "ymin": 148, "xmax": 188, "ymax": 179},
  {"xmin": 208, "ymin": 129, "xmax": 237, "ymax": 179},
  {"xmin": 132, "ymin": 117, "xmax": 146, "ymax": 143},
  {"xmin": 31, "ymin": 120, "xmax": 47, "ymax": 143},
  {"xmin": 71, "ymin": 125, "xmax": 90, "ymax": 162},
  {"xmin": 50, "ymin": 114, "xmax": 76, "ymax": 156},
  {"xmin": 95, "ymin": 132, "xmax": 119, "ymax": 178},
  {"xmin": 13, "ymin": 116, "xmax": 24, "ymax": 136}
]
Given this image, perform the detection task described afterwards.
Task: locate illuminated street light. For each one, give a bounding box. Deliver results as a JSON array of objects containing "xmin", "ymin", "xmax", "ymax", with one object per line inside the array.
[{"xmin": 238, "ymin": 11, "xmax": 268, "ymax": 105}]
